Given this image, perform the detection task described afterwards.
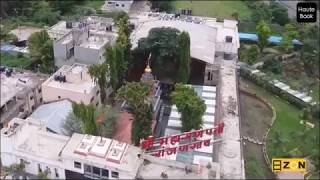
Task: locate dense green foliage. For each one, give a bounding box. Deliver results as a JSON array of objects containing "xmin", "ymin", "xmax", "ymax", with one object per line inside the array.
[
  {"xmin": 28, "ymin": 30, "xmax": 54, "ymax": 73},
  {"xmin": 177, "ymin": 32, "xmax": 191, "ymax": 83},
  {"xmin": 243, "ymin": 45, "xmax": 260, "ymax": 65},
  {"xmin": 256, "ymin": 21, "xmax": 271, "ymax": 53},
  {"xmin": 105, "ymin": 13, "xmax": 131, "ymax": 90},
  {"xmin": 88, "ymin": 63, "xmax": 109, "ymax": 104},
  {"xmin": 65, "ymin": 103, "xmax": 118, "ymax": 137},
  {"xmin": 116, "ymin": 82, "xmax": 153, "ymax": 145},
  {"xmin": 262, "ymin": 58, "xmax": 282, "ymax": 74},
  {"xmin": 278, "ymin": 24, "xmax": 298, "ymax": 53},
  {"xmin": 136, "ymin": 27, "xmax": 191, "ymax": 82},
  {"xmin": 171, "ymin": 83, "xmax": 206, "ymax": 132},
  {"xmin": 0, "ymin": 53, "xmax": 32, "ymax": 68},
  {"xmin": 244, "ymin": 1, "xmax": 289, "ymax": 25},
  {"xmin": 72, "ymin": 102, "xmax": 97, "ymax": 135},
  {"xmin": 299, "ymin": 25, "xmax": 319, "ymax": 78}
]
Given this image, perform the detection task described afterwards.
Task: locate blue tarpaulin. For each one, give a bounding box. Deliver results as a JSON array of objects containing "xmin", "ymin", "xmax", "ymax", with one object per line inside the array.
[{"xmin": 239, "ymin": 32, "xmax": 303, "ymax": 45}]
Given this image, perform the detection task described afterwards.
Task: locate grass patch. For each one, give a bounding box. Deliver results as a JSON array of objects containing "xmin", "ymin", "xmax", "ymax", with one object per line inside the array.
[
  {"xmin": 170, "ymin": 0, "xmax": 252, "ymax": 20},
  {"xmin": 0, "ymin": 53, "xmax": 33, "ymax": 68},
  {"xmin": 240, "ymin": 78, "xmax": 319, "ymax": 168},
  {"xmin": 245, "ymin": 156, "xmax": 271, "ymax": 178},
  {"xmin": 84, "ymin": 0, "xmax": 105, "ymax": 11}
]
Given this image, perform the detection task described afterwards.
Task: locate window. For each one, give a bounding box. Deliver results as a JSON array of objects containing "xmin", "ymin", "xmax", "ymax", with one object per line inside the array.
[
  {"xmin": 58, "ymin": 96, "xmax": 61, "ymax": 99},
  {"xmin": 38, "ymin": 88, "xmax": 42, "ymax": 93},
  {"xmin": 111, "ymin": 171, "xmax": 119, "ymax": 178},
  {"xmin": 116, "ymin": 3, "xmax": 119, "ymax": 6},
  {"xmin": 90, "ymin": 96, "xmax": 94, "ymax": 103},
  {"xmin": 96, "ymin": 90, "xmax": 100, "ymax": 95},
  {"xmin": 84, "ymin": 164, "xmax": 92, "ymax": 174},
  {"xmin": 207, "ymin": 72, "xmax": 211, "ymax": 81},
  {"xmin": 93, "ymin": 166, "xmax": 100, "ymax": 176},
  {"xmin": 55, "ymin": 168, "xmax": 59, "ymax": 178},
  {"xmin": 74, "ymin": 161, "xmax": 81, "ymax": 169},
  {"xmin": 31, "ymin": 105, "xmax": 35, "ymax": 111},
  {"xmin": 102, "ymin": 169, "xmax": 109, "ymax": 177},
  {"xmin": 121, "ymin": 4, "xmax": 125, "ymax": 7},
  {"xmin": 30, "ymin": 96, "xmax": 34, "ymax": 100},
  {"xmin": 40, "ymin": 98, "xmax": 43, "ymax": 103},
  {"xmin": 96, "ymin": 102, "xmax": 99, "ymax": 107}
]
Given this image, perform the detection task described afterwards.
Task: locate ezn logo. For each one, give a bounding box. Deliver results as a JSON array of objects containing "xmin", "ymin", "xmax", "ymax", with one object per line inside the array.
[{"xmin": 272, "ymin": 158, "xmax": 306, "ymax": 172}]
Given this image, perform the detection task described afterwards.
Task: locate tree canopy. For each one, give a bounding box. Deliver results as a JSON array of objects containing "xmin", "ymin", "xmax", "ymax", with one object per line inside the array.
[
  {"xmin": 28, "ymin": 30, "xmax": 54, "ymax": 73},
  {"xmin": 278, "ymin": 24, "xmax": 298, "ymax": 53},
  {"xmin": 177, "ymin": 31, "xmax": 191, "ymax": 83},
  {"xmin": 256, "ymin": 20, "xmax": 271, "ymax": 53},
  {"xmin": 116, "ymin": 82, "xmax": 153, "ymax": 145},
  {"xmin": 64, "ymin": 103, "xmax": 118, "ymax": 137},
  {"xmin": 244, "ymin": 45, "xmax": 260, "ymax": 65},
  {"xmin": 171, "ymin": 83, "xmax": 206, "ymax": 132},
  {"xmin": 105, "ymin": 13, "xmax": 131, "ymax": 90},
  {"xmin": 88, "ymin": 63, "xmax": 109, "ymax": 104}
]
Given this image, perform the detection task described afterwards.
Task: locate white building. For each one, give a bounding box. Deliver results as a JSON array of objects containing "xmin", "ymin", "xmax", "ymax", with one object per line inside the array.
[
  {"xmin": 48, "ymin": 16, "xmax": 117, "ymax": 67},
  {"xmin": 1, "ymin": 118, "xmax": 69, "ymax": 179},
  {"xmin": 101, "ymin": 0, "xmax": 134, "ymax": 13},
  {"xmin": 41, "ymin": 63, "xmax": 110, "ymax": 105},
  {"xmin": 0, "ymin": 69, "xmax": 48, "ymax": 128},
  {"xmin": 1, "ymin": 117, "xmax": 217, "ymax": 179}
]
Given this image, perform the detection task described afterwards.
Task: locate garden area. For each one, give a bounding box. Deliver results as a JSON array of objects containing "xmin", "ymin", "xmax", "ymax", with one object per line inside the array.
[
  {"xmin": 169, "ymin": 0, "xmax": 252, "ymax": 21},
  {"xmin": 0, "ymin": 53, "xmax": 33, "ymax": 69},
  {"xmin": 239, "ymin": 89, "xmax": 274, "ymax": 179},
  {"xmin": 240, "ymin": 78, "xmax": 319, "ymax": 179}
]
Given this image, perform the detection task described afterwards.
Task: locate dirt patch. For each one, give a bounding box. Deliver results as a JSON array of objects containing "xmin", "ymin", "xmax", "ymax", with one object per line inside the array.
[
  {"xmin": 240, "ymin": 91, "xmax": 275, "ymax": 179},
  {"xmin": 240, "ymin": 92, "xmax": 273, "ymax": 141}
]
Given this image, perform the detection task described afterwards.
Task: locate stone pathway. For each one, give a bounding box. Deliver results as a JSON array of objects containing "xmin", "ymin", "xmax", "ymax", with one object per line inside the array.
[{"xmin": 242, "ymin": 136, "xmax": 264, "ymax": 145}]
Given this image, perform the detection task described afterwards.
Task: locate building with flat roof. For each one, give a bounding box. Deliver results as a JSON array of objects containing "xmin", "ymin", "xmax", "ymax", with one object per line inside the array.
[
  {"xmin": 42, "ymin": 63, "xmax": 110, "ymax": 105},
  {"xmin": 131, "ymin": 13, "xmax": 245, "ymax": 179},
  {"xmin": 48, "ymin": 16, "xmax": 117, "ymax": 67},
  {"xmin": 1, "ymin": 117, "xmax": 216, "ymax": 179},
  {"xmin": 101, "ymin": 0, "xmax": 134, "ymax": 13},
  {"xmin": 1, "ymin": 118, "xmax": 69, "ymax": 179},
  {"xmin": 0, "ymin": 69, "xmax": 48, "ymax": 128}
]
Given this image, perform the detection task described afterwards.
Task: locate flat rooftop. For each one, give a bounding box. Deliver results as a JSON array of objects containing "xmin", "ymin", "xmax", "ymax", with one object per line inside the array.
[
  {"xmin": 42, "ymin": 63, "xmax": 96, "ymax": 94},
  {"xmin": 2, "ymin": 118, "xmax": 69, "ymax": 161},
  {"xmin": 131, "ymin": 13, "xmax": 239, "ymax": 64},
  {"xmin": 79, "ymin": 36, "xmax": 110, "ymax": 50},
  {"xmin": 138, "ymin": 154, "xmax": 220, "ymax": 179},
  {"xmin": 218, "ymin": 59, "xmax": 245, "ymax": 179},
  {"xmin": 0, "ymin": 70, "xmax": 47, "ymax": 107},
  {"xmin": 61, "ymin": 133, "xmax": 143, "ymax": 174}
]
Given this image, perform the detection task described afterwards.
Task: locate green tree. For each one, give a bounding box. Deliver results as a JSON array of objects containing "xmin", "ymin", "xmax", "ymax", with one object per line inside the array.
[
  {"xmin": 31, "ymin": 1, "xmax": 60, "ymax": 26},
  {"xmin": 171, "ymin": 83, "xmax": 206, "ymax": 132},
  {"xmin": 279, "ymin": 24, "xmax": 298, "ymax": 53},
  {"xmin": 136, "ymin": 27, "xmax": 181, "ymax": 78},
  {"xmin": 256, "ymin": 20, "xmax": 271, "ymax": 53},
  {"xmin": 299, "ymin": 25, "xmax": 319, "ymax": 78},
  {"xmin": 63, "ymin": 105, "xmax": 118, "ymax": 137},
  {"xmin": 88, "ymin": 63, "xmax": 109, "ymax": 104},
  {"xmin": 245, "ymin": 45, "xmax": 260, "ymax": 65},
  {"xmin": 72, "ymin": 102, "xmax": 97, "ymax": 135},
  {"xmin": 177, "ymin": 31, "xmax": 191, "ymax": 83},
  {"xmin": 269, "ymin": 2, "xmax": 289, "ymax": 26},
  {"xmin": 105, "ymin": 15, "xmax": 131, "ymax": 90},
  {"xmin": 116, "ymin": 82, "xmax": 153, "ymax": 145},
  {"xmin": 28, "ymin": 30, "xmax": 54, "ymax": 73},
  {"xmin": 262, "ymin": 57, "xmax": 282, "ymax": 74}
]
